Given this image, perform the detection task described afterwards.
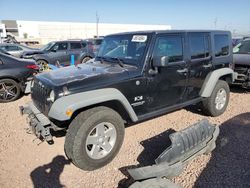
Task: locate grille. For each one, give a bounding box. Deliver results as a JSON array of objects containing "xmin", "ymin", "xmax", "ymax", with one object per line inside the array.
[{"xmin": 31, "ymin": 80, "xmax": 51, "ymax": 115}]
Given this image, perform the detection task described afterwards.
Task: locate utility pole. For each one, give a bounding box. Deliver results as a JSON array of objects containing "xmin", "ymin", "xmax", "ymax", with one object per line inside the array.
[
  {"xmin": 96, "ymin": 12, "xmax": 100, "ymax": 38},
  {"xmin": 214, "ymin": 17, "xmax": 218, "ymax": 29}
]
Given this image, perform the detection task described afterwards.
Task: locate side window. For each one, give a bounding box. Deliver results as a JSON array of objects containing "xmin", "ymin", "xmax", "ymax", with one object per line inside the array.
[
  {"xmin": 189, "ymin": 34, "xmax": 210, "ymax": 59},
  {"xmin": 214, "ymin": 34, "xmax": 229, "ymax": 57},
  {"xmin": 52, "ymin": 43, "xmax": 68, "ymax": 51},
  {"xmin": 70, "ymin": 42, "xmax": 82, "ymax": 50},
  {"xmin": 82, "ymin": 42, "xmax": 87, "ymax": 48},
  {"xmin": 153, "ymin": 35, "xmax": 183, "ymax": 63},
  {"xmin": 5, "ymin": 45, "xmax": 20, "ymax": 51}
]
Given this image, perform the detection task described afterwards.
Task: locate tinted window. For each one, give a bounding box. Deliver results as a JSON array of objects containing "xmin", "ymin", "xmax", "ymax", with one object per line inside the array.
[
  {"xmin": 214, "ymin": 35, "xmax": 229, "ymax": 57},
  {"xmin": 233, "ymin": 41, "xmax": 250, "ymax": 54},
  {"xmin": 82, "ymin": 42, "xmax": 87, "ymax": 48},
  {"xmin": 153, "ymin": 35, "xmax": 183, "ymax": 63},
  {"xmin": 52, "ymin": 43, "xmax": 68, "ymax": 51},
  {"xmin": 94, "ymin": 39, "xmax": 103, "ymax": 45},
  {"xmin": 5, "ymin": 45, "xmax": 22, "ymax": 51},
  {"xmin": 70, "ymin": 42, "xmax": 82, "ymax": 49},
  {"xmin": 189, "ymin": 34, "xmax": 210, "ymax": 59}
]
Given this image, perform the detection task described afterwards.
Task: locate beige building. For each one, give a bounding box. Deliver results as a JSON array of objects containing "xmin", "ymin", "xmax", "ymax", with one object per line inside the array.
[{"xmin": 1, "ymin": 20, "xmax": 171, "ymax": 44}]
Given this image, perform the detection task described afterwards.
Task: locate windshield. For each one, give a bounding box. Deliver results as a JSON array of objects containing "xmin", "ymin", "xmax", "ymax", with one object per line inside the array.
[
  {"xmin": 97, "ymin": 34, "xmax": 150, "ymax": 65},
  {"xmin": 233, "ymin": 41, "xmax": 250, "ymax": 54},
  {"xmin": 40, "ymin": 42, "xmax": 55, "ymax": 51}
]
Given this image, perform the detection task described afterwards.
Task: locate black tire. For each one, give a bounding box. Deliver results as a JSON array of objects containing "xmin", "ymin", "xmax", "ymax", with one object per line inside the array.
[
  {"xmin": 81, "ymin": 56, "xmax": 91, "ymax": 64},
  {"xmin": 0, "ymin": 79, "xmax": 21, "ymax": 103},
  {"xmin": 202, "ymin": 80, "xmax": 230, "ymax": 117},
  {"xmin": 64, "ymin": 106, "xmax": 125, "ymax": 171}
]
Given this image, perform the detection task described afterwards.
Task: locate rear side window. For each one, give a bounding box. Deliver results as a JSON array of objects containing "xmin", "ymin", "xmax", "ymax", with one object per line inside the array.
[
  {"xmin": 82, "ymin": 42, "xmax": 87, "ymax": 48},
  {"xmin": 94, "ymin": 39, "xmax": 103, "ymax": 45},
  {"xmin": 153, "ymin": 35, "xmax": 183, "ymax": 63},
  {"xmin": 70, "ymin": 42, "xmax": 82, "ymax": 50},
  {"xmin": 189, "ymin": 34, "xmax": 210, "ymax": 59},
  {"xmin": 52, "ymin": 43, "xmax": 68, "ymax": 51},
  {"xmin": 5, "ymin": 45, "xmax": 22, "ymax": 51},
  {"xmin": 214, "ymin": 35, "xmax": 229, "ymax": 57}
]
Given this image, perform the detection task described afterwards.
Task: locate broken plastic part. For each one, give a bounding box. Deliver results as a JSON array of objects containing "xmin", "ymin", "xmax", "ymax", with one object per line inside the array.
[
  {"xmin": 129, "ymin": 178, "xmax": 182, "ymax": 188},
  {"xmin": 128, "ymin": 119, "xmax": 219, "ymax": 181}
]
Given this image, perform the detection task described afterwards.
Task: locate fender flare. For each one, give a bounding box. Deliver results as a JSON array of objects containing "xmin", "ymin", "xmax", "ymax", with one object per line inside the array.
[
  {"xmin": 48, "ymin": 88, "xmax": 138, "ymax": 122},
  {"xmin": 200, "ymin": 68, "xmax": 234, "ymax": 97}
]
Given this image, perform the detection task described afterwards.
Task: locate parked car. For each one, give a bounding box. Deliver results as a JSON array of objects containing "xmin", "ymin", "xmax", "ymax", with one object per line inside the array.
[
  {"xmin": 0, "ymin": 52, "xmax": 39, "ymax": 102},
  {"xmin": 0, "ymin": 43, "xmax": 38, "ymax": 57},
  {"xmin": 21, "ymin": 39, "xmax": 103, "ymax": 70},
  {"xmin": 21, "ymin": 30, "xmax": 234, "ymax": 171},
  {"xmin": 233, "ymin": 38, "xmax": 250, "ymax": 89}
]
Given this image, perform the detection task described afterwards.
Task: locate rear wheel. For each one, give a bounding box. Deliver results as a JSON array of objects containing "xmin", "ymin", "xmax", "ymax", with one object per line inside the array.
[
  {"xmin": 64, "ymin": 106, "xmax": 125, "ymax": 171},
  {"xmin": 81, "ymin": 57, "xmax": 91, "ymax": 64},
  {"xmin": 202, "ymin": 80, "xmax": 230, "ymax": 117},
  {"xmin": 36, "ymin": 59, "xmax": 50, "ymax": 71},
  {"xmin": 0, "ymin": 79, "xmax": 21, "ymax": 103}
]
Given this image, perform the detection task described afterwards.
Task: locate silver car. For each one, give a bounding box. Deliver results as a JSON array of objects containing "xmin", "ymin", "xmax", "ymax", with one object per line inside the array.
[{"xmin": 0, "ymin": 43, "xmax": 38, "ymax": 57}]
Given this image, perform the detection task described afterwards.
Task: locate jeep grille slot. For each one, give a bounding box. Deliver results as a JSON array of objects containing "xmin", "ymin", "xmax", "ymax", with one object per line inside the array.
[{"xmin": 31, "ymin": 80, "xmax": 51, "ymax": 115}]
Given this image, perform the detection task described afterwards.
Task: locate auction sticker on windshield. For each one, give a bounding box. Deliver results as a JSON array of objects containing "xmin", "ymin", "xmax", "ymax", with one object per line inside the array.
[{"xmin": 132, "ymin": 35, "xmax": 147, "ymax": 42}]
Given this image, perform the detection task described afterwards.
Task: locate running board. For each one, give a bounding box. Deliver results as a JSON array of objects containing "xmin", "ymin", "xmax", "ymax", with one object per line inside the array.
[{"xmin": 128, "ymin": 119, "xmax": 219, "ymax": 181}]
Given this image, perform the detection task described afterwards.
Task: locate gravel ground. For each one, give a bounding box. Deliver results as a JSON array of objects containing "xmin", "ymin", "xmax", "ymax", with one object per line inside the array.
[{"xmin": 0, "ymin": 87, "xmax": 249, "ymax": 188}]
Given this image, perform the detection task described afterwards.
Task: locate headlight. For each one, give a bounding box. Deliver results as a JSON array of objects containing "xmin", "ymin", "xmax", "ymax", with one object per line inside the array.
[{"xmin": 48, "ymin": 90, "xmax": 55, "ymax": 102}]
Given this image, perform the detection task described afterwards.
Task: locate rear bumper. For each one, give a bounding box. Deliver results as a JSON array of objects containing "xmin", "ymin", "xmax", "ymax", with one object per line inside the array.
[{"xmin": 20, "ymin": 102, "xmax": 53, "ymax": 144}]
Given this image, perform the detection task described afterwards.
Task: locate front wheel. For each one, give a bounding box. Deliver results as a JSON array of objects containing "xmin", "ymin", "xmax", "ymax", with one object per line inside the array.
[
  {"xmin": 202, "ymin": 80, "xmax": 230, "ymax": 117},
  {"xmin": 64, "ymin": 106, "xmax": 125, "ymax": 171}
]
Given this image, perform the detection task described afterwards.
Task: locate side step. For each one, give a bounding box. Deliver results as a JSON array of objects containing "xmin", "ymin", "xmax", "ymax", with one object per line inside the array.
[{"xmin": 128, "ymin": 119, "xmax": 219, "ymax": 181}]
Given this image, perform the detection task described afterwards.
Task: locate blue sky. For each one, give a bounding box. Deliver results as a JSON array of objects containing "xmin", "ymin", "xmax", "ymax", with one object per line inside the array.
[{"xmin": 0, "ymin": 0, "xmax": 249, "ymax": 35}]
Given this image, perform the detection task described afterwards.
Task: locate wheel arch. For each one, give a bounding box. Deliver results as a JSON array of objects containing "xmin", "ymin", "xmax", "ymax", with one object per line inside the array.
[
  {"xmin": 48, "ymin": 88, "xmax": 138, "ymax": 123},
  {"xmin": 200, "ymin": 68, "xmax": 234, "ymax": 97}
]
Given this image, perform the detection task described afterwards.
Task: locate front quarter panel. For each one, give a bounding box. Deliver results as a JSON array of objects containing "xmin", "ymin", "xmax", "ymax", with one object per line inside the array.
[{"xmin": 48, "ymin": 88, "xmax": 138, "ymax": 122}]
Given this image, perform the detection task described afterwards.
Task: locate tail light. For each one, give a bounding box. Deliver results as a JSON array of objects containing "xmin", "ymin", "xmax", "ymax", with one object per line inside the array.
[{"xmin": 26, "ymin": 64, "xmax": 39, "ymax": 70}]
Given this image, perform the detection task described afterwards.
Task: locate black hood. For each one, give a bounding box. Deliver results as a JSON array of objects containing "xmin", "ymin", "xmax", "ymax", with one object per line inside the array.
[
  {"xmin": 36, "ymin": 61, "xmax": 140, "ymax": 91},
  {"xmin": 233, "ymin": 54, "xmax": 250, "ymax": 66}
]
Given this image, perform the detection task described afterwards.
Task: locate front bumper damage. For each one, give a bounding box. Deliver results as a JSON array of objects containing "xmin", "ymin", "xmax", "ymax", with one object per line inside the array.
[
  {"xmin": 128, "ymin": 119, "xmax": 219, "ymax": 188},
  {"xmin": 20, "ymin": 102, "xmax": 54, "ymax": 144}
]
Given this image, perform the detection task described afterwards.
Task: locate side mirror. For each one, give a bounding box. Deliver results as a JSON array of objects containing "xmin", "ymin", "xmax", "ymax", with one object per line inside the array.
[{"xmin": 153, "ymin": 56, "xmax": 169, "ymax": 67}]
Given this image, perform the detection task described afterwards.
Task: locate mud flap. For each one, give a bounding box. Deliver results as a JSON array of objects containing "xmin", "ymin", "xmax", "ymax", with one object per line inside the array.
[{"xmin": 128, "ymin": 119, "xmax": 219, "ymax": 182}]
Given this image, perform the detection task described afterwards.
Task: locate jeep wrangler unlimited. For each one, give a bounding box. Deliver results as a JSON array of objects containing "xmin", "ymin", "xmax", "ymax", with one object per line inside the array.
[{"xmin": 21, "ymin": 30, "xmax": 234, "ymax": 171}]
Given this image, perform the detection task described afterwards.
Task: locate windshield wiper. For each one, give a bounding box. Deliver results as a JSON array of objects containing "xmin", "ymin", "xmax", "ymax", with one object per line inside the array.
[{"xmin": 110, "ymin": 57, "xmax": 124, "ymax": 67}]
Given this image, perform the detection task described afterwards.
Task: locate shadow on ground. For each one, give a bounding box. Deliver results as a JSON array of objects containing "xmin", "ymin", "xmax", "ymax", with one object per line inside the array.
[
  {"xmin": 30, "ymin": 155, "xmax": 70, "ymax": 188},
  {"xmin": 194, "ymin": 112, "xmax": 250, "ymax": 188},
  {"xmin": 119, "ymin": 113, "xmax": 250, "ymax": 188},
  {"xmin": 118, "ymin": 129, "xmax": 175, "ymax": 187}
]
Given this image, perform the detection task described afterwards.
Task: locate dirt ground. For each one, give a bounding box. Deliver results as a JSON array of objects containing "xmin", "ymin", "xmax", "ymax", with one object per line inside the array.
[{"xmin": 0, "ymin": 87, "xmax": 249, "ymax": 188}]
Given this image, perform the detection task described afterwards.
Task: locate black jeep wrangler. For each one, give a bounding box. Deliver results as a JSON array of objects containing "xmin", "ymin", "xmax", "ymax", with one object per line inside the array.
[{"xmin": 21, "ymin": 30, "xmax": 234, "ymax": 171}]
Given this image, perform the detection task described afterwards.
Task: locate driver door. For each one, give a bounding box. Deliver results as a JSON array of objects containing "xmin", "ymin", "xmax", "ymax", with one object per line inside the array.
[
  {"xmin": 146, "ymin": 34, "xmax": 188, "ymax": 111},
  {"xmin": 49, "ymin": 42, "xmax": 69, "ymax": 66}
]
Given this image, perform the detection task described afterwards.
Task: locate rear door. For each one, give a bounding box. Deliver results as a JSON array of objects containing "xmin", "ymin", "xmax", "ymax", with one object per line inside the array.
[
  {"xmin": 68, "ymin": 42, "xmax": 83, "ymax": 65},
  {"xmin": 186, "ymin": 32, "xmax": 212, "ymax": 99}
]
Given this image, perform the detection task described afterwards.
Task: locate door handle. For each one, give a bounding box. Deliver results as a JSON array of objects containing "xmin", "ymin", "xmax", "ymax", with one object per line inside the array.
[
  {"xmin": 203, "ymin": 64, "xmax": 212, "ymax": 68},
  {"xmin": 177, "ymin": 68, "xmax": 188, "ymax": 74}
]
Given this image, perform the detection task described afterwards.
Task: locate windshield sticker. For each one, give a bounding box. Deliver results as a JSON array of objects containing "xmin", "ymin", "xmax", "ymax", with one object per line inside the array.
[{"xmin": 132, "ymin": 35, "xmax": 147, "ymax": 42}]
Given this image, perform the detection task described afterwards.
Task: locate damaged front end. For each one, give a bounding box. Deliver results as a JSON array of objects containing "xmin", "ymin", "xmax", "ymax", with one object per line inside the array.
[
  {"xmin": 128, "ymin": 119, "xmax": 219, "ymax": 188},
  {"xmin": 20, "ymin": 102, "xmax": 54, "ymax": 144}
]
